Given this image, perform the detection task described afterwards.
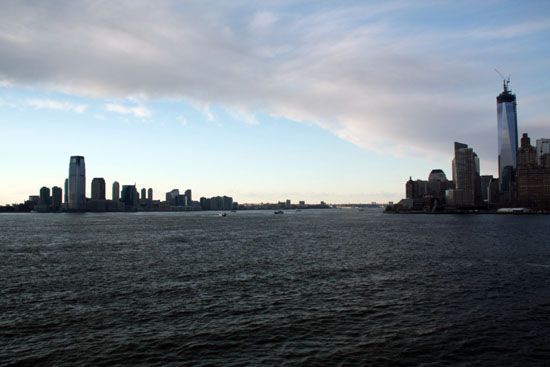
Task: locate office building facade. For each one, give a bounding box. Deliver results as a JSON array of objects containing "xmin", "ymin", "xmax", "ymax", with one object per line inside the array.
[
  {"xmin": 447, "ymin": 142, "xmax": 482, "ymax": 207},
  {"xmin": 68, "ymin": 156, "xmax": 86, "ymax": 211},
  {"xmin": 496, "ymin": 81, "xmax": 518, "ymax": 193}
]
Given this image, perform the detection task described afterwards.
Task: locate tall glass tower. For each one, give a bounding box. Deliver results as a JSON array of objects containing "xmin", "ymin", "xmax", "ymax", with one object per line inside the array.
[
  {"xmin": 68, "ymin": 156, "xmax": 86, "ymax": 210},
  {"xmin": 496, "ymin": 80, "xmax": 518, "ymax": 193}
]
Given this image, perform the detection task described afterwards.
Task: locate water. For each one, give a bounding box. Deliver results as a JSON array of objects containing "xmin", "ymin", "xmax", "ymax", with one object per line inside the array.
[{"xmin": 1, "ymin": 209, "xmax": 549, "ymax": 366}]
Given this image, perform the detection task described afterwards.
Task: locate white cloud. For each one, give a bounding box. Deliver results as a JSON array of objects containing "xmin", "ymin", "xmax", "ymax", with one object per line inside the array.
[
  {"xmin": 27, "ymin": 99, "xmax": 87, "ymax": 113},
  {"xmin": 104, "ymin": 103, "xmax": 152, "ymax": 118},
  {"xmin": 227, "ymin": 107, "xmax": 259, "ymax": 125}
]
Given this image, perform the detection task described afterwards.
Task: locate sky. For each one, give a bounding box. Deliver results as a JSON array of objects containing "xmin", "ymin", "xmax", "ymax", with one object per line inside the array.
[{"xmin": 1, "ymin": 0, "xmax": 549, "ymax": 205}]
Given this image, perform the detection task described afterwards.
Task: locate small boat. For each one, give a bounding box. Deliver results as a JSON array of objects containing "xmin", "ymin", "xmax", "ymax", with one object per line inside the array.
[
  {"xmin": 219, "ymin": 212, "xmax": 227, "ymax": 217},
  {"xmin": 274, "ymin": 210, "xmax": 284, "ymax": 214}
]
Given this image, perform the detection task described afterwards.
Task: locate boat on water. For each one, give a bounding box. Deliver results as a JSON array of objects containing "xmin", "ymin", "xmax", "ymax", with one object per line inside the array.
[
  {"xmin": 219, "ymin": 212, "xmax": 227, "ymax": 217},
  {"xmin": 274, "ymin": 210, "xmax": 284, "ymax": 214}
]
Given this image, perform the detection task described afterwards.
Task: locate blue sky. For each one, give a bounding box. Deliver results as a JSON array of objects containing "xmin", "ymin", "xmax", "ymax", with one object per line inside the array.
[{"xmin": 1, "ymin": 0, "xmax": 549, "ymax": 204}]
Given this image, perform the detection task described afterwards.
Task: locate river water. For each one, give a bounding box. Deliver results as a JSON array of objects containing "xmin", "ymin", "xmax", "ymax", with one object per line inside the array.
[{"xmin": 1, "ymin": 209, "xmax": 549, "ymax": 366}]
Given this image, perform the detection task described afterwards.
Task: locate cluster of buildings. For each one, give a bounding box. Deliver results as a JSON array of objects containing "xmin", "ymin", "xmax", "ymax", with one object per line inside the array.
[
  {"xmin": 2, "ymin": 157, "xmax": 327, "ymax": 213},
  {"xmin": 390, "ymin": 80, "xmax": 550, "ymax": 212},
  {"xmin": 17, "ymin": 155, "xmax": 238, "ymax": 213}
]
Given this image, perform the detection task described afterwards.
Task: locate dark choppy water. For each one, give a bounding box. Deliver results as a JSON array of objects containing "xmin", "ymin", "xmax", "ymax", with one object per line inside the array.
[{"xmin": 1, "ymin": 209, "xmax": 550, "ymax": 366}]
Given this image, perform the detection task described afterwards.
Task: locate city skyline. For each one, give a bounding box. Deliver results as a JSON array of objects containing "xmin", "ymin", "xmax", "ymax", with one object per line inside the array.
[{"xmin": 1, "ymin": 1, "xmax": 550, "ymax": 205}]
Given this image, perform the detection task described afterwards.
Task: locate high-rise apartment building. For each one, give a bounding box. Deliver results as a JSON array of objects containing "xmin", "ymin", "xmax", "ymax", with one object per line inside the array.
[
  {"xmin": 496, "ymin": 80, "xmax": 518, "ymax": 193},
  {"xmin": 91, "ymin": 178, "xmax": 106, "ymax": 200},
  {"xmin": 147, "ymin": 188, "xmax": 153, "ymax": 201},
  {"xmin": 68, "ymin": 156, "xmax": 86, "ymax": 211},
  {"xmin": 52, "ymin": 186, "xmax": 62, "ymax": 211},
  {"xmin": 184, "ymin": 189, "xmax": 192, "ymax": 206},
  {"xmin": 39, "ymin": 186, "xmax": 51, "ymax": 206},
  {"xmin": 112, "ymin": 181, "xmax": 120, "ymax": 201},
  {"xmin": 141, "ymin": 188, "xmax": 146, "ymax": 200}
]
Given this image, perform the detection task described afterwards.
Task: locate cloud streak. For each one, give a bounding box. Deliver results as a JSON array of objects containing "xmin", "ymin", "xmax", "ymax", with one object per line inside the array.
[
  {"xmin": 27, "ymin": 99, "xmax": 87, "ymax": 113},
  {"xmin": 0, "ymin": 1, "xmax": 549, "ymax": 167},
  {"xmin": 105, "ymin": 103, "xmax": 152, "ymax": 118}
]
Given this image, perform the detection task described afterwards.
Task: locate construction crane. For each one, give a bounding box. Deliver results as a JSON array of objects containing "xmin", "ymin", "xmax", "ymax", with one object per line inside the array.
[{"xmin": 495, "ymin": 69, "xmax": 510, "ymax": 91}]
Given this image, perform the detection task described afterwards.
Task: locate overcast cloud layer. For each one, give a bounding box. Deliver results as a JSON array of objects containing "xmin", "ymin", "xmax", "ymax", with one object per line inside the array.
[{"xmin": 1, "ymin": 0, "xmax": 549, "ymax": 164}]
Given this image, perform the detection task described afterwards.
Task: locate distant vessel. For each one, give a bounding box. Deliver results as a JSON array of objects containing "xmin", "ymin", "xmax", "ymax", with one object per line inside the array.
[
  {"xmin": 219, "ymin": 212, "xmax": 227, "ymax": 217},
  {"xmin": 274, "ymin": 210, "xmax": 284, "ymax": 214}
]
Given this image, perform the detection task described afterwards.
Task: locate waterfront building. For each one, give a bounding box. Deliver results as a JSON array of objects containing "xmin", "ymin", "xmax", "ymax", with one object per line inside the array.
[
  {"xmin": 405, "ymin": 177, "xmax": 428, "ymax": 199},
  {"xmin": 68, "ymin": 156, "xmax": 86, "ymax": 211},
  {"xmin": 427, "ymin": 169, "xmax": 452, "ymax": 203},
  {"xmin": 536, "ymin": 139, "xmax": 550, "ymax": 166},
  {"xmin": 166, "ymin": 189, "xmax": 180, "ymax": 206},
  {"xmin": 52, "ymin": 186, "xmax": 62, "ymax": 211},
  {"xmin": 222, "ymin": 196, "xmax": 233, "ymax": 210},
  {"xmin": 516, "ymin": 133, "xmax": 550, "ymax": 209},
  {"xmin": 91, "ymin": 178, "xmax": 106, "ymax": 200},
  {"xmin": 147, "ymin": 188, "xmax": 153, "ymax": 201},
  {"xmin": 184, "ymin": 189, "xmax": 192, "ymax": 206},
  {"xmin": 64, "ymin": 178, "xmax": 68, "ymax": 205},
  {"xmin": 210, "ymin": 196, "xmax": 222, "ymax": 210},
  {"xmin": 112, "ymin": 181, "xmax": 120, "ymax": 201},
  {"xmin": 496, "ymin": 80, "xmax": 518, "ymax": 194},
  {"xmin": 447, "ymin": 142, "xmax": 482, "ymax": 208},
  {"xmin": 39, "ymin": 186, "xmax": 51, "ymax": 206},
  {"xmin": 121, "ymin": 185, "xmax": 139, "ymax": 210},
  {"xmin": 200, "ymin": 197, "xmax": 210, "ymax": 210},
  {"xmin": 141, "ymin": 188, "xmax": 146, "ymax": 201}
]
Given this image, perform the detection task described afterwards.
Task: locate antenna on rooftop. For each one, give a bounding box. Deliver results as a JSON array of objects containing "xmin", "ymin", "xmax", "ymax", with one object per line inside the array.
[{"xmin": 495, "ymin": 69, "xmax": 510, "ymax": 91}]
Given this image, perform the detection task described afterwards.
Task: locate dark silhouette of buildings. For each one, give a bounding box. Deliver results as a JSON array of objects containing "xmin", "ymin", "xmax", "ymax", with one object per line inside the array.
[
  {"xmin": 121, "ymin": 185, "xmax": 139, "ymax": 211},
  {"xmin": 91, "ymin": 178, "xmax": 106, "ymax": 200},
  {"xmin": 52, "ymin": 186, "xmax": 62, "ymax": 211}
]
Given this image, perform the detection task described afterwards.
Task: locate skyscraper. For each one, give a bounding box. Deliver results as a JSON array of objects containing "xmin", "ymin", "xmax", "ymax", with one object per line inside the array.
[
  {"xmin": 147, "ymin": 188, "xmax": 153, "ymax": 201},
  {"xmin": 184, "ymin": 189, "xmax": 192, "ymax": 206},
  {"xmin": 91, "ymin": 177, "xmax": 106, "ymax": 200},
  {"xmin": 447, "ymin": 142, "xmax": 482, "ymax": 208},
  {"xmin": 39, "ymin": 186, "xmax": 51, "ymax": 206},
  {"xmin": 141, "ymin": 188, "xmax": 146, "ymax": 200},
  {"xmin": 68, "ymin": 156, "xmax": 86, "ymax": 211},
  {"xmin": 121, "ymin": 185, "xmax": 139, "ymax": 210},
  {"xmin": 112, "ymin": 181, "xmax": 120, "ymax": 201},
  {"xmin": 52, "ymin": 186, "xmax": 62, "ymax": 211},
  {"xmin": 497, "ymin": 80, "xmax": 518, "ymax": 193}
]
